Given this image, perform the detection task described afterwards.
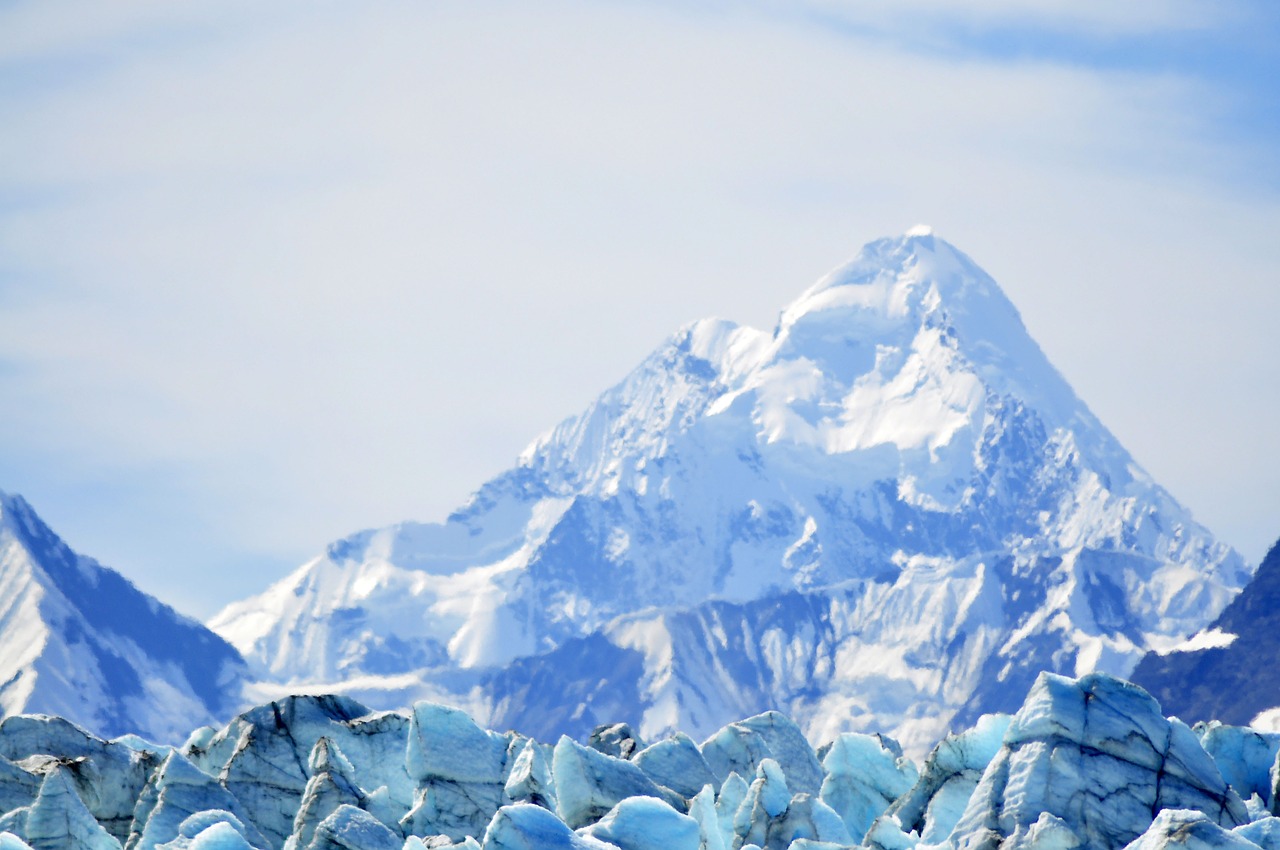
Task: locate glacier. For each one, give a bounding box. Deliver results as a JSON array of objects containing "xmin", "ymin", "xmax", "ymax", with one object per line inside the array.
[
  {"xmin": 211, "ymin": 230, "xmax": 1247, "ymax": 755},
  {"xmin": 0, "ymin": 673, "xmax": 1276, "ymax": 850}
]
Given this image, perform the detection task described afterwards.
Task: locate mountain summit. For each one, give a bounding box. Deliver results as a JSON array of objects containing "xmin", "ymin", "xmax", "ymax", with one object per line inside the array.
[
  {"xmin": 212, "ymin": 231, "xmax": 1246, "ymax": 754},
  {"xmin": 0, "ymin": 491, "xmax": 246, "ymax": 741}
]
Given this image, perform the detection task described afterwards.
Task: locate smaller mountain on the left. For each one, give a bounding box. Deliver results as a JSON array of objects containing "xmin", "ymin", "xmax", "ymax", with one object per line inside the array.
[{"xmin": 0, "ymin": 491, "xmax": 247, "ymax": 743}]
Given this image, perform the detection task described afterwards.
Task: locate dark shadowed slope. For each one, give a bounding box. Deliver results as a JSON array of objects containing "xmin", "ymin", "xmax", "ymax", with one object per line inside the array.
[
  {"xmin": 0, "ymin": 492, "xmax": 247, "ymax": 741},
  {"xmin": 1131, "ymin": 535, "xmax": 1280, "ymax": 726}
]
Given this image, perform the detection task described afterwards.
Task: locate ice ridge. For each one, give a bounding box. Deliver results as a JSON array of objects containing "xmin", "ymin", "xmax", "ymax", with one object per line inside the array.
[{"xmin": 0, "ymin": 673, "xmax": 1275, "ymax": 850}]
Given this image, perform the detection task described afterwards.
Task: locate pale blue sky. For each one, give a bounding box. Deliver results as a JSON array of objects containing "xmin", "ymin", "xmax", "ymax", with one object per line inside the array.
[{"xmin": 1, "ymin": 1, "xmax": 1278, "ymax": 618}]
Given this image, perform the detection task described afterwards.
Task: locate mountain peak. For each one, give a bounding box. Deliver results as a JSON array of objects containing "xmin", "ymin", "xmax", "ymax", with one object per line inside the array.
[
  {"xmin": 0, "ymin": 490, "xmax": 247, "ymax": 741},
  {"xmin": 770, "ymin": 231, "xmax": 1072, "ymax": 437},
  {"xmin": 779, "ymin": 230, "xmax": 990, "ymax": 332},
  {"xmin": 212, "ymin": 232, "xmax": 1244, "ymax": 755},
  {"xmin": 0, "ymin": 490, "xmax": 38, "ymax": 533}
]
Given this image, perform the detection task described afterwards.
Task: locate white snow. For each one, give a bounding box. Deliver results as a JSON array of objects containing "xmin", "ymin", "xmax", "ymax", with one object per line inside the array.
[
  {"xmin": 1249, "ymin": 708, "xmax": 1280, "ymax": 733},
  {"xmin": 1159, "ymin": 627, "xmax": 1240, "ymax": 655},
  {"xmin": 204, "ymin": 230, "xmax": 1247, "ymax": 757},
  {"xmin": 0, "ymin": 493, "xmax": 245, "ymax": 744}
]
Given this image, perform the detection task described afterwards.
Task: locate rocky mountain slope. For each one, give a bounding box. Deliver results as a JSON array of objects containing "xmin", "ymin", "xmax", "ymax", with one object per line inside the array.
[
  {"xmin": 212, "ymin": 229, "xmax": 1247, "ymax": 755},
  {"xmin": 0, "ymin": 491, "xmax": 247, "ymax": 742},
  {"xmin": 1131, "ymin": 535, "xmax": 1280, "ymax": 727}
]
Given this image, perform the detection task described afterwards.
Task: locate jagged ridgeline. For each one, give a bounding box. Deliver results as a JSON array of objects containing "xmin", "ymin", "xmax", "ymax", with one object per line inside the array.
[
  {"xmin": 0, "ymin": 673, "xmax": 1278, "ymax": 850},
  {"xmin": 0, "ymin": 493, "xmax": 246, "ymax": 743},
  {"xmin": 1131, "ymin": 538, "xmax": 1280, "ymax": 727},
  {"xmin": 212, "ymin": 230, "xmax": 1247, "ymax": 757}
]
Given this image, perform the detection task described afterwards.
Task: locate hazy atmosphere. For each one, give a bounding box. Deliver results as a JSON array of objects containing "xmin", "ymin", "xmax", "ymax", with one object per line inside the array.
[{"xmin": 2, "ymin": 0, "xmax": 1278, "ymax": 619}]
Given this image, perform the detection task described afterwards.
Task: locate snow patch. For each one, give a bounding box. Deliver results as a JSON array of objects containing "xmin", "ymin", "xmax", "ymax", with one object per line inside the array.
[
  {"xmin": 1250, "ymin": 707, "xmax": 1280, "ymax": 733},
  {"xmin": 1159, "ymin": 628, "xmax": 1240, "ymax": 655}
]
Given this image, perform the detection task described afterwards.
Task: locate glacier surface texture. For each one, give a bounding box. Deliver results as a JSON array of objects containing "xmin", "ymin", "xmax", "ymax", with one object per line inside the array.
[{"xmin": 0, "ymin": 673, "xmax": 1278, "ymax": 850}]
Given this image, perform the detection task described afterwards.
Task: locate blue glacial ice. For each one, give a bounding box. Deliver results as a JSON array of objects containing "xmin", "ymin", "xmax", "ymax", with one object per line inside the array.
[{"xmin": 0, "ymin": 673, "xmax": 1277, "ymax": 850}]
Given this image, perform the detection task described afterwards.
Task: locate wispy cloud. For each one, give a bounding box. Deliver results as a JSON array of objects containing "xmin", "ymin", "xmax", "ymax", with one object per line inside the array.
[{"xmin": 786, "ymin": 0, "xmax": 1229, "ymax": 34}]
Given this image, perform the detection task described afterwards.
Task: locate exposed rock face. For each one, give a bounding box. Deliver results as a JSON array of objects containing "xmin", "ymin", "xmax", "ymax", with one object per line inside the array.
[{"xmin": 1132, "ymin": 537, "xmax": 1280, "ymax": 728}]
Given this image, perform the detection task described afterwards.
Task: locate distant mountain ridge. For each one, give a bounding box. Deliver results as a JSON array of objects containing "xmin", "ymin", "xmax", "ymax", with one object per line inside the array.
[
  {"xmin": 0, "ymin": 491, "xmax": 246, "ymax": 742},
  {"xmin": 211, "ymin": 230, "xmax": 1247, "ymax": 754},
  {"xmin": 1130, "ymin": 535, "xmax": 1280, "ymax": 726}
]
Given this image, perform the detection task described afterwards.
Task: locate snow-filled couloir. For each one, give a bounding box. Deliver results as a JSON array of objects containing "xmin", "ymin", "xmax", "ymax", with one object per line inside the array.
[{"xmin": 211, "ymin": 230, "xmax": 1247, "ymax": 755}]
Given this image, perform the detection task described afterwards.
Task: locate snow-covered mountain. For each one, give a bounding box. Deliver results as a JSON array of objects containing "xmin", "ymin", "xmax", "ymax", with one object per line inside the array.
[
  {"xmin": 0, "ymin": 491, "xmax": 247, "ymax": 742},
  {"xmin": 212, "ymin": 229, "xmax": 1247, "ymax": 754}
]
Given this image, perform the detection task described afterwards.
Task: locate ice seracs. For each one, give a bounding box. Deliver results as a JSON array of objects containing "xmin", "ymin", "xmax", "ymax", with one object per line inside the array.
[
  {"xmin": 818, "ymin": 732, "xmax": 918, "ymax": 843},
  {"xmin": 1122, "ymin": 809, "xmax": 1259, "ymax": 850},
  {"xmin": 701, "ymin": 712, "xmax": 825, "ymax": 798},
  {"xmin": 1194, "ymin": 723, "xmax": 1280, "ymax": 813},
  {"xmin": 551, "ymin": 737, "xmax": 677, "ymax": 830},
  {"xmin": 948, "ymin": 672, "xmax": 1248, "ymax": 850},
  {"xmin": 631, "ymin": 733, "xmax": 715, "ymax": 799},
  {"xmin": 868, "ymin": 712, "xmax": 1011, "ymax": 847},
  {"xmin": 401, "ymin": 703, "xmax": 511, "ymax": 841},
  {"xmin": 0, "ymin": 713, "xmax": 162, "ymax": 842},
  {"xmin": 578, "ymin": 796, "xmax": 701, "ymax": 850},
  {"xmin": 1, "ymin": 674, "xmax": 1280, "ymax": 850},
  {"xmin": 131, "ymin": 750, "xmax": 269, "ymax": 850}
]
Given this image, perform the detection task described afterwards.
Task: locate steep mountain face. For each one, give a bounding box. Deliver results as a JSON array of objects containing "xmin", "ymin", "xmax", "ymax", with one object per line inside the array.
[
  {"xmin": 0, "ymin": 491, "xmax": 247, "ymax": 742},
  {"xmin": 1130, "ymin": 535, "xmax": 1280, "ymax": 727},
  {"xmin": 212, "ymin": 230, "xmax": 1247, "ymax": 754}
]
